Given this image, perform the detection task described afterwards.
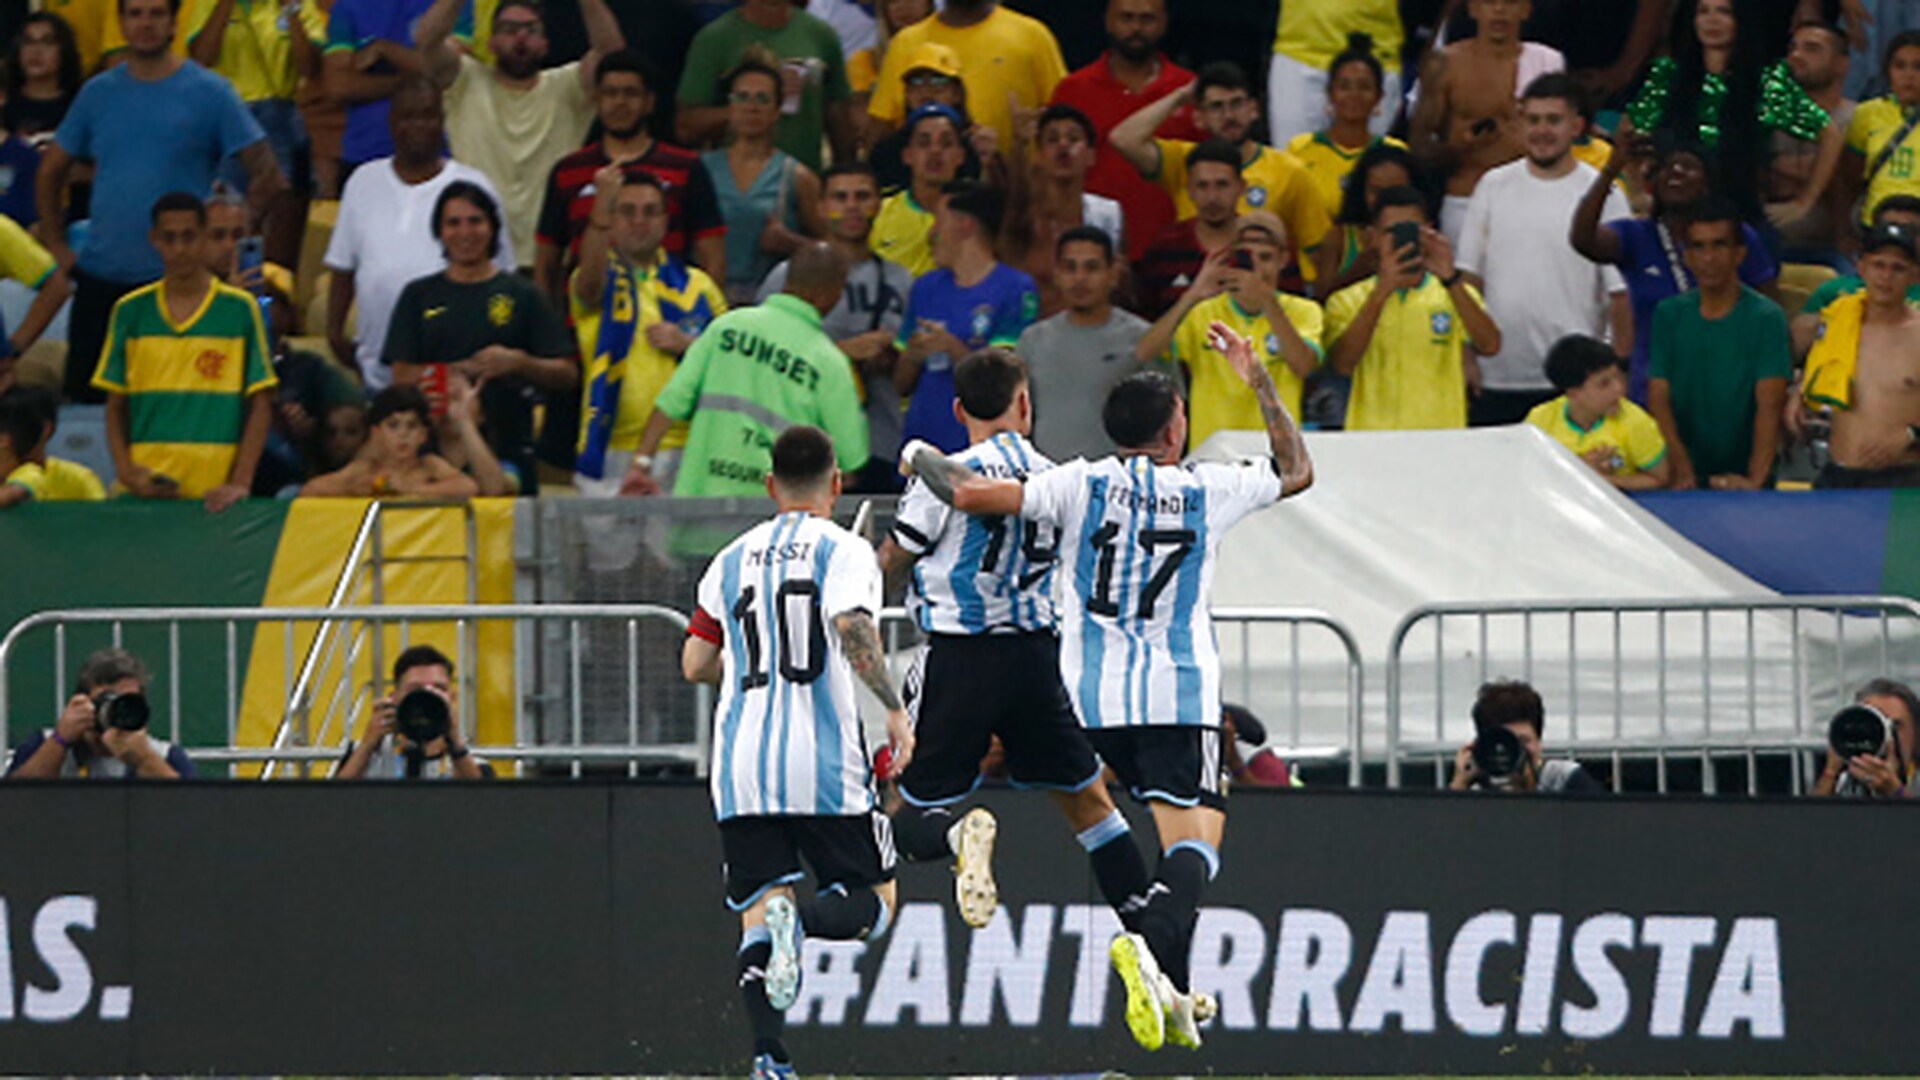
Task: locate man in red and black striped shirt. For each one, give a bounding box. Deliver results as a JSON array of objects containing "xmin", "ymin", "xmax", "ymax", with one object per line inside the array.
[
  {"xmin": 534, "ymin": 50, "xmax": 727, "ymax": 309},
  {"xmin": 1133, "ymin": 139, "xmax": 1244, "ymax": 319}
]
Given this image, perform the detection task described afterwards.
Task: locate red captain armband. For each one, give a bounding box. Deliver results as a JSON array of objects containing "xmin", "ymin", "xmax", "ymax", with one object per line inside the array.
[{"xmin": 688, "ymin": 606, "xmax": 722, "ymax": 644}]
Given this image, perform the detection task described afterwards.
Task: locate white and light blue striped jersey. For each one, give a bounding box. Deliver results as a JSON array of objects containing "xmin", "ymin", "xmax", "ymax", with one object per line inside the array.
[
  {"xmin": 891, "ymin": 431, "xmax": 1061, "ymax": 635},
  {"xmin": 695, "ymin": 510, "xmax": 883, "ymax": 819},
  {"xmin": 1021, "ymin": 454, "xmax": 1284, "ymax": 729}
]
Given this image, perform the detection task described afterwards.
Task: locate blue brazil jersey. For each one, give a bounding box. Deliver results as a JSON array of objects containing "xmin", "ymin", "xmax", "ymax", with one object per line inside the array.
[{"xmin": 896, "ymin": 264, "xmax": 1039, "ymax": 452}]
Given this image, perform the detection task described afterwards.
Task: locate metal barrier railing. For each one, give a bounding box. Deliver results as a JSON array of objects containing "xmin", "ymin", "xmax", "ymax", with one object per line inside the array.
[
  {"xmin": 1215, "ymin": 607, "xmax": 1366, "ymax": 784},
  {"xmin": 878, "ymin": 604, "xmax": 1367, "ymax": 785},
  {"xmin": 267, "ymin": 501, "xmax": 482, "ymax": 779},
  {"xmin": 0, "ymin": 605, "xmax": 706, "ymax": 778},
  {"xmin": 36, "ymin": 590, "xmax": 1903, "ymax": 794},
  {"xmin": 1384, "ymin": 596, "xmax": 1920, "ymax": 793}
]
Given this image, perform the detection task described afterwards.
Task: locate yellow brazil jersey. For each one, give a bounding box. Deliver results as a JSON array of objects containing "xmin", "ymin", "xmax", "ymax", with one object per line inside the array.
[
  {"xmin": 870, "ymin": 190, "xmax": 936, "ymax": 277},
  {"xmin": 1169, "ymin": 292, "xmax": 1323, "ymax": 450},
  {"xmin": 0, "ymin": 213, "xmax": 55, "ymax": 290},
  {"xmin": 1286, "ymin": 132, "xmax": 1409, "ymax": 219},
  {"xmin": 1526, "ymin": 397, "xmax": 1667, "ymax": 476},
  {"xmin": 1572, "ymin": 135, "xmax": 1614, "ymax": 175},
  {"xmin": 1155, "ymin": 140, "xmax": 1332, "ymax": 281},
  {"xmin": 5, "ymin": 458, "xmax": 106, "ymax": 502},
  {"xmin": 183, "ymin": 0, "xmax": 329, "ymax": 103},
  {"xmin": 91, "ymin": 279, "xmax": 276, "ymax": 498},
  {"xmin": 848, "ymin": 46, "xmax": 878, "ymax": 96},
  {"xmin": 570, "ymin": 258, "xmax": 727, "ymax": 454},
  {"xmin": 1326, "ymin": 274, "xmax": 1478, "ymax": 431},
  {"xmin": 1274, "ymin": 0, "xmax": 1403, "ymax": 73},
  {"xmin": 1849, "ymin": 97, "xmax": 1920, "ymax": 224},
  {"xmin": 867, "ymin": 6, "xmax": 1067, "ymax": 148},
  {"xmin": 471, "ymin": 0, "xmax": 500, "ymax": 65}
]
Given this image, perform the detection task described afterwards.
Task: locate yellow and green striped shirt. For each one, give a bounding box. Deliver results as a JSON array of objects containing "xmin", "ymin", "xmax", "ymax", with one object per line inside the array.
[{"xmin": 92, "ymin": 279, "xmax": 276, "ymax": 498}]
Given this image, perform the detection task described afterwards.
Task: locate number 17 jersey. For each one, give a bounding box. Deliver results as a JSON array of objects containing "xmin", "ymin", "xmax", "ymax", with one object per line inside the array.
[
  {"xmin": 1021, "ymin": 455, "xmax": 1283, "ymax": 729},
  {"xmin": 693, "ymin": 510, "xmax": 883, "ymax": 820}
]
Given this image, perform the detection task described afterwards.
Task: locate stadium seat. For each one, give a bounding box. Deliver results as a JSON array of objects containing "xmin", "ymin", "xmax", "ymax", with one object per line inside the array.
[
  {"xmin": 50, "ymin": 404, "xmax": 115, "ymax": 488},
  {"xmin": 1778, "ymin": 262, "xmax": 1839, "ymax": 316}
]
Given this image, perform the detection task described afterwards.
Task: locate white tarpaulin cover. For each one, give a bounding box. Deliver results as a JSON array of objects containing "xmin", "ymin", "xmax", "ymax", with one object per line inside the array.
[{"xmin": 1196, "ymin": 427, "xmax": 1920, "ymax": 766}]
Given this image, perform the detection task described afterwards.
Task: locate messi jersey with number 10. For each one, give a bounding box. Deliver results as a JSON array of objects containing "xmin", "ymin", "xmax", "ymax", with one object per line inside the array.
[
  {"xmin": 694, "ymin": 511, "xmax": 882, "ymax": 820},
  {"xmin": 1020, "ymin": 455, "xmax": 1283, "ymax": 729}
]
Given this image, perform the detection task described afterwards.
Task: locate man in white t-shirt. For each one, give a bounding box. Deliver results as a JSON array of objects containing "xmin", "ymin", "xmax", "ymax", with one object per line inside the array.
[
  {"xmin": 1456, "ymin": 73, "xmax": 1629, "ymax": 426},
  {"xmin": 324, "ymin": 77, "xmax": 515, "ymax": 390},
  {"xmin": 418, "ymin": 0, "xmax": 625, "ymax": 271}
]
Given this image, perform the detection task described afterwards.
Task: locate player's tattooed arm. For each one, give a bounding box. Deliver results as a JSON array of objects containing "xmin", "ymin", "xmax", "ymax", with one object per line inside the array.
[
  {"xmin": 876, "ymin": 538, "xmax": 918, "ymax": 603},
  {"xmin": 1208, "ymin": 321, "xmax": 1314, "ymax": 497},
  {"xmin": 834, "ymin": 608, "xmax": 917, "ymax": 770},
  {"xmin": 900, "ymin": 439, "xmax": 1026, "ymax": 515},
  {"xmin": 832, "ymin": 609, "xmax": 903, "ymax": 710},
  {"xmin": 899, "ymin": 439, "xmax": 978, "ymax": 505}
]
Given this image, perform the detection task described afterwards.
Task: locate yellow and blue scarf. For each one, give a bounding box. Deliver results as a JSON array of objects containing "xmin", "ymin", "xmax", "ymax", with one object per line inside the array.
[{"xmin": 576, "ymin": 253, "xmax": 715, "ymax": 479}]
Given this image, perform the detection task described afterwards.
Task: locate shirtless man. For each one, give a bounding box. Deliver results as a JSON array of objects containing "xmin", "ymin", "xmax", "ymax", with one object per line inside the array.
[
  {"xmin": 1769, "ymin": 21, "xmax": 1855, "ymax": 264},
  {"xmin": 1410, "ymin": 0, "xmax": 1565, "ymax": 241},
  {"xmin": 1796, "ymin": 223, "xmax": 1920, "ymax": 488},
  {"xmin": 301, "ymin": 385, "xmax": 482, "ymax": 498}
]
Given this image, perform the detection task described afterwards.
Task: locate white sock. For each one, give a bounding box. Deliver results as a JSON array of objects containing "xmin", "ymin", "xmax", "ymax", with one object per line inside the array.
[{"xmin": 946, "ymin": 817, "xmax": 966, "ymax": 857}]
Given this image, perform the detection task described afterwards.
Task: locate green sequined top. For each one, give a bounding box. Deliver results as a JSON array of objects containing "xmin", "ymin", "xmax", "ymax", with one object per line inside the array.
[{"xmin": 1625, "ymin": 56, "xmax": 1829, "ymax": 144}]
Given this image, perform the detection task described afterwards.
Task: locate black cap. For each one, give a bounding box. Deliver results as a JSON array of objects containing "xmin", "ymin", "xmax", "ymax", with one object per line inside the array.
[{"xmin": 1863, "ymin": 223, "xmax": 1919, "ymax": 261}]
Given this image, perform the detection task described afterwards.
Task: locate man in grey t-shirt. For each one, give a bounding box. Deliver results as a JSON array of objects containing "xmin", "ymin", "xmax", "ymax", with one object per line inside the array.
[
  {"xmin": 1015, "ymin": 226, "xmax": 1153, "ymax": 461},
  {"xmin": 758, "ymin": 163, "xmax": 913, "ymax": 490}
]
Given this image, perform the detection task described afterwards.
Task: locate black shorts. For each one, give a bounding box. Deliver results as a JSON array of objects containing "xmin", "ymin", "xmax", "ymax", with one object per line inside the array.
[
  {"xmin": 898, "ymin": 632, "xmax": 1103, "ymax": 806},
  {"xmin": 1087, "ymin": 726, "xmax": 1228, "ymax": 811},
  {"xmin": 1814, "ymin": 462, "xmax": 1920, "ymax": 489},
  {"xmin": 719, "ymin": 812, "xmax": 897, "ymax": 912}
]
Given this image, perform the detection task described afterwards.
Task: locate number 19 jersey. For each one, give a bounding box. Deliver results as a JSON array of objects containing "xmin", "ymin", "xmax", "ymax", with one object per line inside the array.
[
  {"xmin": 693, "ymin": 510, "xmax": 883, "ymax": 820},
  {"xmin": 1021, "ymin": 455, "xmax": 1284, "ymax": 729},
  {"xmin": 891, "ymin": 431, "xmax": 1058, "ymax": 635}
]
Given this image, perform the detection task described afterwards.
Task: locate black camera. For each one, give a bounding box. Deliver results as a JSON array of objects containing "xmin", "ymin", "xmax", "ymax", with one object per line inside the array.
[
  {"xmin": 1829, "ymin": 703, "xmax": 1891, "ymax": 760},
  {"xmin": 1471, "ymin": 725, "xmax": 1529, "ymax": 787},
  {"xmin": 394, "ymin": 688, "xmax": 451, "ymax": 747},
  {"xmin": 92, "ymin": 691, "xmax": 150, "ymax": 733}
]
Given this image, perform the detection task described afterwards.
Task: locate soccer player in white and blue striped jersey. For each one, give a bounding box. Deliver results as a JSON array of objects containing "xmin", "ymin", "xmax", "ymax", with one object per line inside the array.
[
  {"xmin": 878, "ymin": 348, "xmax": 1155, "ymax": 938},
  {"xmin": 683, "ymin": 426, "xmax": 916, "ymax": 1080},
  {"xmin": 903, "ymin": 323, "xmax": 1313, "ymax": 1053}
]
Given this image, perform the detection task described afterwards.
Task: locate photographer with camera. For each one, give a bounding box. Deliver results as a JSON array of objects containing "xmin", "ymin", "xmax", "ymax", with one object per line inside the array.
[
  {"xmin": 4, "ymin": 649, "xmax": 195, "ymax": 779},
  {"xmin": 336, "ymin": 645, "xmax": 489, "ymax": 780},
  {"xmin": 1813, "ymin": 678, "xmax": 1918, "ymax": 798},
  {"xmin": 1449, "ymin": 679, "xmax": 1603, "ymax": 793}
]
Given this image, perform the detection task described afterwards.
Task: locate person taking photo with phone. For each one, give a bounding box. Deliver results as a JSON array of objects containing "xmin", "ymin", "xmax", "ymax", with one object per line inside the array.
[
  {"xmin": 1136, "ymin": 211, "xmax": 1321, "ymax": 452},
  {"xmin": 1325, "ymin": 185, "xmax": 1500, "ymax": 430}
]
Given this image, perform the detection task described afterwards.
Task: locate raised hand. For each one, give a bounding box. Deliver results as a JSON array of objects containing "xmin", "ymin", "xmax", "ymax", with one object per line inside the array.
[{"xmin": 1205, "ymin": 321, "xmax": 1267, "ymax": 389}]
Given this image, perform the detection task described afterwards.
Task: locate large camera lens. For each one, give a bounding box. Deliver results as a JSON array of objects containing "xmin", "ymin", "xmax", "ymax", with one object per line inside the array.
[
  {"xmin": 1829, "ymin": 704, "xmax": 1890, "ymax": 760},
  {"xmin": 93, "ymin": 691, "xmax": 151, "ymax": 732},
  {"xmin": 1471, "ymin": 725, "xmax": 1526, "ymax": 782},
  {"xmin": 395, "ymin": 688, "xmax": 451, "ymax": 746}
]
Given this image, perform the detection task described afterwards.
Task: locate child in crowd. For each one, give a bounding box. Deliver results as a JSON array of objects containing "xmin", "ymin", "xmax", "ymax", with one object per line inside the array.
[{"xmin": 300, "ymin": 385, "xmax": 479, "ymax": 499}]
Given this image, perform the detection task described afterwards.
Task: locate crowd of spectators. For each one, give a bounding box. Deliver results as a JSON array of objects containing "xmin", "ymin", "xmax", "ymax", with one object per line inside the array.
[{"xmin": 3, "ymin": 0, "xmax": 1920, "ymax": 512}]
